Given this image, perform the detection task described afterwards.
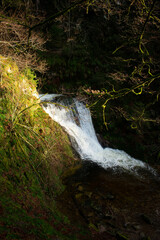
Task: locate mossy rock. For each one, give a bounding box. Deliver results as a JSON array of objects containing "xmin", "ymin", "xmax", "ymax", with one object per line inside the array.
[{"xmin": 61, "ymin": 163, "xmax": 82, "ymax": 180}]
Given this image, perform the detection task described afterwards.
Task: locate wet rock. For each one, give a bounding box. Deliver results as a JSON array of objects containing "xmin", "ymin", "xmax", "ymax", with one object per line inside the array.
[
  {"xmin": 96, "ymin": 133, "xmax": 110, "ymax": 147},
  {"xmin": 61, "ymin": 164, "xmax": 82, "ymax": 181},
  {"xmin": 58, "ymin": 156, "xmax": 160, "ymax": 240}
]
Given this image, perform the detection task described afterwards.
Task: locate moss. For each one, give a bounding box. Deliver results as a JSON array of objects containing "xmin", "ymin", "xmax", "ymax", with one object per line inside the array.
[
  {"xmin": 0, "ymin": 56, "xmax": 80, "ymax": 239},
  {"xmin": 61, "ymin": 164, "xmax": 82, "ymax": 180}
]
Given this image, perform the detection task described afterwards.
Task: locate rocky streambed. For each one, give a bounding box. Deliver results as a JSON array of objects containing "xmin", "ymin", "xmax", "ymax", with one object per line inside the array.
[{"xmin": 57, "ymin": 162, "xmax": 160, "ymax": 240}]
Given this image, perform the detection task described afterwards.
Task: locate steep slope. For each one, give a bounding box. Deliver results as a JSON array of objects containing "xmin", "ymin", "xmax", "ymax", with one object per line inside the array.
[{"xmin": 0, "ymin": 56, "xmax": 86, "ymax": 240}]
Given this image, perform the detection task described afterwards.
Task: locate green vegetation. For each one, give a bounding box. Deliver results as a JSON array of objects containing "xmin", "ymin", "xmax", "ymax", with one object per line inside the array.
[
  {"xmin": 0, "ymin": 0, "xmax": 159, "ymax": 162},
  {"xmin": 44, "ymin": 0, "xmax": 159, "ymax": 163},
  {"xmin": 0, "ymin": 1, "xmax": 160, "ymax": 239},
  {"xmin": 0, "ymin": 56, "xmax": 83, "ymax": 239}
]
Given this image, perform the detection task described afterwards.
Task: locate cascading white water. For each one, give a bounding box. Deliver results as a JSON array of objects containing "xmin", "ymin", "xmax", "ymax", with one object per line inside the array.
[{"xmin": 41, "ymin": 94, "xmax": 154, "ymax": 174}]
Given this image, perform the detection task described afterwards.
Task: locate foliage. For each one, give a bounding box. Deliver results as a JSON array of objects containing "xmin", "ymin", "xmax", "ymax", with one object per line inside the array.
[
  {"xmin": 0, "ymin": 1, "xmax": 160, "ymax": 237},
  {"xmin": 43, "ymin": 0, "xmax": 159, "ymax": 162},
  {"xmin": 0, "ymin": 56, "xmax": 83, "ymax": 239},
  {"xmin": 25, "ymin": 0, "xmax": 159, "ymax": 163},
  {"xmin": 0, "ymin": 0, "xmax": 160, "ymax": 163}
]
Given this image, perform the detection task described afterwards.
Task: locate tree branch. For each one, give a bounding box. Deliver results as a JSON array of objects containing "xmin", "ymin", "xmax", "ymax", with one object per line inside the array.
[
  {"xmin": 139, "ymin": 0, "xmax": 157, "ymax": 54},
  {"xmin": 28, "ymin": 0, "xmax": 88, "ymax": 40}
]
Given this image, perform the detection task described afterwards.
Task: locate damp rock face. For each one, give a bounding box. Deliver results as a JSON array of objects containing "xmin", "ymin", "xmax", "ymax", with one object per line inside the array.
[{"xmin": 58, "ymin": 162, "xmax": 160, "ymax": 240}]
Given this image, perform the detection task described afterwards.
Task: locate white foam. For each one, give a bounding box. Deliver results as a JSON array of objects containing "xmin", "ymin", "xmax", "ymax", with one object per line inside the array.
[{"xmin": 42, "ymin": 96, "xmax": 154, "ymax": 174}]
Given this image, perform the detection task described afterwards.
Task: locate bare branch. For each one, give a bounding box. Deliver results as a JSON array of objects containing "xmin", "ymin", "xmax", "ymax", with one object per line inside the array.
[{"xmin": 28, "ymin": 0, "xmax": 88, "ymax": 39}]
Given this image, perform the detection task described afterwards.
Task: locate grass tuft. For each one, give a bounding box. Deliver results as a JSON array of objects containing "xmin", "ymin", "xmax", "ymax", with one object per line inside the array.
[{"xmin": 0, "ymin": 55, "xmax": 80, "ymax": 240}]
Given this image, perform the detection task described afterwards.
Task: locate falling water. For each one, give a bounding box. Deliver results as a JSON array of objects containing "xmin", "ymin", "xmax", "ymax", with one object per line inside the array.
[{"xmin": 40, "ymin": 94, "xmax": 155, "ymax": 175}]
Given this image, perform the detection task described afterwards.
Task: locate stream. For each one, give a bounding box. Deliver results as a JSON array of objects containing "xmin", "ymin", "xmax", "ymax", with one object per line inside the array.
[
  {"xmin": 40, "ymin": 94, "xmax": 160, "ymax": 240},
  {"xmin": 40, "ymin": 94, "xmax": 155, "ymax": 175}
]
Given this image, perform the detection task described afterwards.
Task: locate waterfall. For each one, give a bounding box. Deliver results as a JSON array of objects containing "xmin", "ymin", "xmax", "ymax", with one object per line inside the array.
[{"xmin": 40, "ymin": 94, "xmax": 154, "ymax": 174}]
